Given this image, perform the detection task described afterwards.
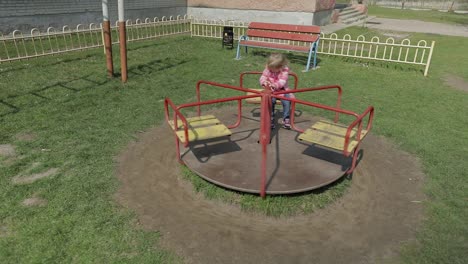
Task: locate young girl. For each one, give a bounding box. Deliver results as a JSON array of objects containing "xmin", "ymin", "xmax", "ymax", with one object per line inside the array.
[{"xmin": 259, "ymin": 53, "xmax": 295, "ymax": 129}]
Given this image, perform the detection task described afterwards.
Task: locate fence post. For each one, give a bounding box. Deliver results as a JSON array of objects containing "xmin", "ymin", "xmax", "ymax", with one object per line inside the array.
[
  {"xmin": 190, "ymin": 17, "xmax": 193, "ymax": 37},
  {"xmin": 424, "ymin": 41, "xmax": 435, "ymax": 77}
]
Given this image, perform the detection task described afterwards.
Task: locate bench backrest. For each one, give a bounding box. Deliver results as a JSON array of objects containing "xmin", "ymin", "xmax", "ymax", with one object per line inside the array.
[{"xmin": 247, "ymin": 22, "xmax": 320, "ymax": 42}]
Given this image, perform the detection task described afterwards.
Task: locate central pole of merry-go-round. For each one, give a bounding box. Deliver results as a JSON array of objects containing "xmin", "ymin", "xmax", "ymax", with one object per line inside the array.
[{"xmin": 259, "ymin": 89, "xmax": 272, "ymax": 198}]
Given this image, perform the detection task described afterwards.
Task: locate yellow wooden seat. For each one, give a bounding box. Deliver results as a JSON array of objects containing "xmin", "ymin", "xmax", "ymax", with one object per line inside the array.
[
  {"xmin": 168, "ymin": 115, "xmax": 220, "ymax": 130},
  {"xmin": 170, "ymin": 115, "xmax": 232, "ymax": 144},
  {"xmin": 298, "ymin": 120, "xmax": 368, "ymax": 153},
  {"xmin": 175, "ymin": 124, "xmax": 231, "ymax": 144}
]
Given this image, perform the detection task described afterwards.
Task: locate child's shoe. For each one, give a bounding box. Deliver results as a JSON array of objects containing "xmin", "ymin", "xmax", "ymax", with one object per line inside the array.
[{"xmin": 283, "ymin": 118, "xmax": 291, "ymax": 129}]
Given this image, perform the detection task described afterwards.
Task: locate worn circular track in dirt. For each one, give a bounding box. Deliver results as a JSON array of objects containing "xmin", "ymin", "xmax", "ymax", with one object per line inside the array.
[{"xmin": 116, "ymin": 108, "xmax": 426, "ymax": 264}]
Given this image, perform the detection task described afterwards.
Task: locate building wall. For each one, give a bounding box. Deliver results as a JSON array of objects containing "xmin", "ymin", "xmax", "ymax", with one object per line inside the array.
[
  {"xmin": 188, "ymin": 0, "xmax": 335, "ymax": 12},
  {"xmin": 188, "ymin": 8, "xmax": 333, "ymax": 26},
  {"xmin": 0, "ymin": 0, "xmax": 187, "ymax": 34},
  {"xmin": 187, "ymin": 0, "xmax": 336, "ymax": 26},
  {"xmin": 0, "ymin": 0, "xmax": 337, "ymax": 34}
]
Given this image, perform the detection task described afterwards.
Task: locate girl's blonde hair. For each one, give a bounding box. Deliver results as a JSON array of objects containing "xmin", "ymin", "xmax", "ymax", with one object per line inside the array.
[{"xmin": 267, "ymin": 53, "xmax": 288, "ymax": 70}]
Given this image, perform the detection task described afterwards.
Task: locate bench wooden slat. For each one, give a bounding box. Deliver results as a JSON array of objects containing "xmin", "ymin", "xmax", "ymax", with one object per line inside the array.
[
  {"xmin": 239, "ymin": 40, "xmax": 311, "ymax": 53},
  {"xmin": 168, "ymin": 115, "xmax": 220, "ymax": 130},
  {"xmin": 236, "ymin": 22, "xmax": 321, "ymax": 71},
  {"xmin": 249, "ymin": 22, "xmax": 321, "ymax": 34},
  {"xmin": 175, "ymin": 124, "xmax": 232, "ymax": 144},
  {"xmin": 246, "ymin": 29, "xmax": 319, "ymax": 42}
]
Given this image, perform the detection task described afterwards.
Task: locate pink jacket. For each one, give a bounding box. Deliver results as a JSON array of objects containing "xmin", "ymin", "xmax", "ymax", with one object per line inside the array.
[{"xmin": 259, "ymin": 66, "xmax": 295, "ymax": 98}]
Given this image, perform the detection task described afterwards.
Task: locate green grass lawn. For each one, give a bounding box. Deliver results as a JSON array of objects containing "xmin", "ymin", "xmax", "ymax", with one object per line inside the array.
[
  {"xmin": 368, "ymin": 5, "xmax": 468, "ymax": 25},
  {"xmin": 0, "ymin": 28, "xmax": 467, "ymax": 263}
]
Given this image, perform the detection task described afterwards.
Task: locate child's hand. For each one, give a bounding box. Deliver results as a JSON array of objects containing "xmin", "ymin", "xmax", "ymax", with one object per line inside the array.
[
  {"xmin": 262, "ymin": 81, "xmax": 278, "ymax": 92},
  {"xmin": 262, "ymin": 81, "xmax": 271, "ymax": 88}
]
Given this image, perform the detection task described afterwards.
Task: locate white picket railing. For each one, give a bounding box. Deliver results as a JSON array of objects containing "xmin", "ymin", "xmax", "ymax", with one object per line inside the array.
[
  {"xmin": 319, "ymin": 33, "xmax": 435, "ymax": 76},
  {"xmin": 190, "ymin": 19, "xmax": 435, "ymax": 76},
  {"xmin": 190, "ymin": 18, "xmax": 249, "ymax": 40},
  {"xmin": 0, "ymin": 15, "xmax": 191, "ymax": 63},
  {"xmin": 118, "ymin": 15, "xmax": 190, "ymax": 44},
  {"xmin": 0, "ymin": 24, "xmax": 103, "ymax": 62},
  {"xmin": 0, "ymin": 16, "xmax": 435, "ymax": 76}
]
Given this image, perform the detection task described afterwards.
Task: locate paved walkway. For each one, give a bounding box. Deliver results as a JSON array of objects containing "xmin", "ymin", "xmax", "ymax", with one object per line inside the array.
[{"xmin": 322, "ymin": 17, "xmax": 468, "ymax": 37}]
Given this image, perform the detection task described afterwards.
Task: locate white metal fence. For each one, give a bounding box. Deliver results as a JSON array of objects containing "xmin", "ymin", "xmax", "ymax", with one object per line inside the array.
[
  {"xmin": 0, "ymin": 25, "xmax": 103, "ymax": 62},
  {"xmin": 319, "ymin": 33, "xmax": 435, "ymax": 76},
  {"xmin": 190, "ymin": 19, "xmax": 435, "ymax": 76},
  {"xmin": 190, "ymin": 18, "xmax": 249, "ymax": 40},
  {"xmin": 0, "ymin": 15, "xmax": 190, "ymax": 63},
  {"xmin": 1, "ymin": 16, "xmax": 435, "ymax": 76},
  {"xmin": 122, "ymin": 15, "xmax": 190, "ymax": 43}
]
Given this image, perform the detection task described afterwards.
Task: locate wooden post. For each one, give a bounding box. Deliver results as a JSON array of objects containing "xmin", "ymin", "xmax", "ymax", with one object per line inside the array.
[
  {"xmin": 118, "ymin": 0, "xmax": 128, "ymax": 83},
  {"xmin": 102, "ymin": 0, "xmax": 114, "ymax": 77}
]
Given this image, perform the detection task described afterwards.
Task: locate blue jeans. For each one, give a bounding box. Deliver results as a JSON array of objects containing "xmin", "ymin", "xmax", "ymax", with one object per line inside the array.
[{"xmin": 272, "ymin": 94, "xmax": 291, "ymax": 120}]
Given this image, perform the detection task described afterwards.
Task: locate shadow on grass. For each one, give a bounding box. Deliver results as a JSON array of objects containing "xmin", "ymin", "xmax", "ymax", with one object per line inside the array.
[
  {"xmin": 0, "ymin": 54, "xmax": 96, "ymax": 75},
  {"xmin": 251, "ymin": 50, "xmax": 424, "ymax": 75},
  {"xmin": 0, "ymin": 74, "xmax": 109, "ymax": 117},
  {"xmin": 252, "ymin": 50, "xmax": 322, "ymax": 69},
  {"xmin": 126, "ymin": 33, "xmax": 190, "ymax": 52},
  {"xmin": 0, "ymin": 57, "xmax": 189, "ymax": 117},
  {"xmin": 125, "ymin": 58, "xmax": 189, "ymax": 77},
  {"xmin": 337, "ymin": 56, "xmax": 424, "ymax": 75}
]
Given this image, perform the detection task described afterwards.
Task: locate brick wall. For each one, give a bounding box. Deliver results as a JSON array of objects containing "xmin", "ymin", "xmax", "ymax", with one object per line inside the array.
[{"xmin": 0, "ymin": 0, "xmax": 187, "ymax": 34}]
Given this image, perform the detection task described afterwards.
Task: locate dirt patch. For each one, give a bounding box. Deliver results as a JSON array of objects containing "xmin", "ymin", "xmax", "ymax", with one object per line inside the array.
[
  {"xmin": 116, "ymin": 110, "xmax": 426, "ymax": 264},
  {"xmin": 444, "ymin": 74, "xmax": 468, "ymax": 92},
  {"xmin": 22, "ymin": 195, "xmax": 48, "ymax": 207},
  {"xmin": 0, "ymin": 144, "xmax": 16, "ymax": 157},
  {"xmin": 12, "ymin": 165, "xmax": 59, "ymax": 185},
  {"xmin": 0, "ymin": 225, "xmax": 11, "ymax": 238},
  {"xmin": 15, "ymin": 132, "xmax": 37, "ymax": 142}
]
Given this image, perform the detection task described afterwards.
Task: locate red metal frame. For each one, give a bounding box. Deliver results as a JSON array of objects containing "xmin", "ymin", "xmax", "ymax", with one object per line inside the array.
[
  {"xmin": 273, "ymin": 85, "xmax": 343, "ymax": 131},
  {"xmin": 165, "ymin": 93, "xmax": 260, "ymax": 145},
  {"xmin": 164, "ymin": 76, "xmax": 374, "ymax": 197},
  {"xmin": 240, "ymin": 72, "xmax": 343, "ymax": 132},
  {"xmin": 196, "ymin": 80, "xmax": 262, "ymax": 129},
  {"xmin": 269, "ymin": 91, "xmax": 374, "ymax": 175}
]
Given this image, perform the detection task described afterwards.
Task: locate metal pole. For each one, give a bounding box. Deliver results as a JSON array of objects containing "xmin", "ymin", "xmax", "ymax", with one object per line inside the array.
[
  {"xmin": 102, "ymin": 0, "xmax": 114, "ymax": 77},
  {"xmin": 118, "ymin": 0, "xmax": 128, "ymax": 83},
  {"xmin": 424, "ymin": 41, "xmax": 435, "ymax": 77},
  {"xmin": 259, "ymin": 91, "xmax": 272, "ymax": 198}
]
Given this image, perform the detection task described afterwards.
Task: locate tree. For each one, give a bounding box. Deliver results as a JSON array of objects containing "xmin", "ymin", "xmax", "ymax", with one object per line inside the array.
[{"xmin": 449, "ymin": 0, "xmax": 468, "ymax": 12}]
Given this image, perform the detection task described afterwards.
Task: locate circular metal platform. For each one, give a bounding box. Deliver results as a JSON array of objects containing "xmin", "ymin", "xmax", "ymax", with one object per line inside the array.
[{"xmin": 181, "ymin": 108, "xmax": 352, "ymax": 194}]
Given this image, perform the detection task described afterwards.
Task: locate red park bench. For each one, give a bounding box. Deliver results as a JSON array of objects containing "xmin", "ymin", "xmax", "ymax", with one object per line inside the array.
[{"xmin": 235, "ymin": 22, "xmax": 321, "ymax": 71}]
